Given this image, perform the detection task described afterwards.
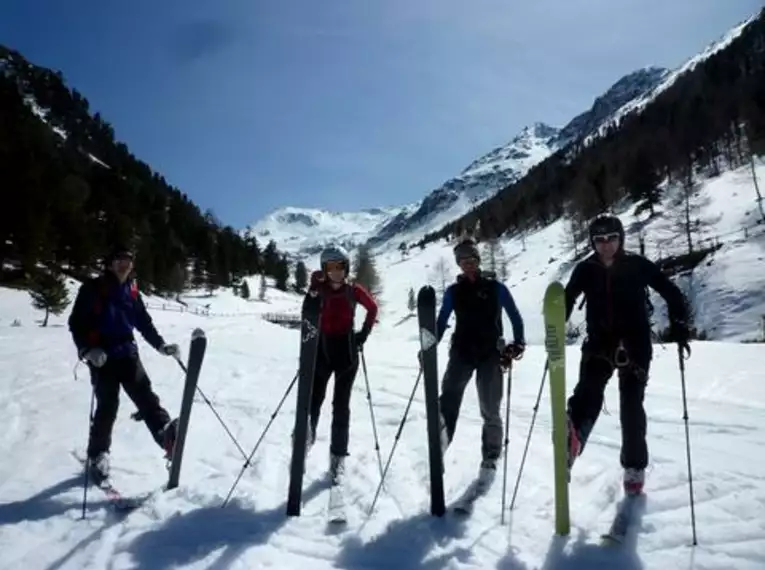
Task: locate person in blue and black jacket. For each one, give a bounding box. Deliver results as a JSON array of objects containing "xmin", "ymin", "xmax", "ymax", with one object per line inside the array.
[
  {"xmin": 68, "ymin": 244, "xmax": 181, "ymax": 481},
  {"xmin": 434, "ymin": 237, "xmax": 525, "ymax": 481}
]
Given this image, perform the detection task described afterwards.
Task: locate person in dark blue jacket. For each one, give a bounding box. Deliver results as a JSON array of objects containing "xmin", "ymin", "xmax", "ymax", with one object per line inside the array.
[
  {"xmin": 434, "ymin": 237, "xmax": 525, "ymax": 479},
  {"xmin": 68, "ymin": 244, "xmax": 181, "ymax": 481}
]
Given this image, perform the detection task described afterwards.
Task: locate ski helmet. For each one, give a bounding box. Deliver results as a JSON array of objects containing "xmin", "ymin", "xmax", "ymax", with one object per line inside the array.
[
  {"xmin": 588, "ymin": 214, "xmax": 624, "ymax": 250},
  {"xmin": 320, "ymin": 244, "xmax": 350, "ymax": 270},
  {"xmin": 453, "ymin": 238, "xmax": 480, "ymax": 265}
]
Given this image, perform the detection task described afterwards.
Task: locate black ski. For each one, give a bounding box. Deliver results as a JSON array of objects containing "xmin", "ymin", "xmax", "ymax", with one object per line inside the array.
[
  {"xmin": 167, "ymin": 328, "xmax": 207, "ymax": 490},
  {"xmin": 286, "ymin": 292, "xmax": 322, "ymax": 516},
  {"xmin": 417, "ymin": 285, "xmax": 445, "ymax": 517}
]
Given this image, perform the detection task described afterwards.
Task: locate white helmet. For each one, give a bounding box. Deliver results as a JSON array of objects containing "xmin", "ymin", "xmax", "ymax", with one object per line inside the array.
[{"xmin": 320, "ymin": 244, "xmax": 350, "ymax": 268}]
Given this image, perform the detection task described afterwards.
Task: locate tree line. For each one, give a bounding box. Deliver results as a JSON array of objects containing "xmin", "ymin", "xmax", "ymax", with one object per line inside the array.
[{"xmin": 0, "ymin": 45, "xmax": 291, "ymax": 301}]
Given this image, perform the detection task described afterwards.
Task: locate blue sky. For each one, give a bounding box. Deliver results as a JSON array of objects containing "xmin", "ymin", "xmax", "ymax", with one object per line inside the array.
[{"xmin": 1, "ymin": 1, "xmax": 760, "ymax": 228}]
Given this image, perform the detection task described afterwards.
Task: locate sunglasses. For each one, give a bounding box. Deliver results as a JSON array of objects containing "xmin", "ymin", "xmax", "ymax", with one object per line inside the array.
[
  {"xmin": 324, "ymin": 261, "xmax": 345, "ymax": 272},
  {"xmin": 593, "ymin": 233, "xmax": 620, "ymax": 244}
]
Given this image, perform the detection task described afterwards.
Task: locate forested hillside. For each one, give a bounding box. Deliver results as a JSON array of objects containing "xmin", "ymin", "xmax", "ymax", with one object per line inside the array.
[
  {"xmin": 0, "ymin": 45, "xmax": 289, "ymax": 295},
  {"xmin": 423, "ymin": 9, "xmax": 765, "ymax": 249}
]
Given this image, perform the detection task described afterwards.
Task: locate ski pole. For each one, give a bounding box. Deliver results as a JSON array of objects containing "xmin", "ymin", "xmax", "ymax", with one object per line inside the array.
[
  {"xmin": 677, "ymin": 345, "xmax": 698, "ymax": 546},
  {"xmin": 360, "ymin": 350, "xmax": 384, "ymax": 480},
  {"xmin": 369, "ymin": 368, "xmax": 422, "ymax": 515},
  {"xmin": 173, "ymin": 356, "xmax": 249, "ymax": 463},
  {"xmin": 500, "ymin": 360, "xmax": 513, "ymax": 525},
  {"xmin": 509, "ymin": 359, "xmax": 548, "ymax": 511},
  {"xmin": 81, "ymin": 383, "xmax": 96, "ymax": 519},
  {"xmin": 221, "ymin": 371, "xmax": 299, "ymax": 507}
]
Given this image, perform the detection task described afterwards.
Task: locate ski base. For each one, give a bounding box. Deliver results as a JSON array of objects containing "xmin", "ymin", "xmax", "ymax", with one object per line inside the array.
[
  {"xmin": 71, "ymin": 451, "xmax": 153, "ymax": 513},
  {"xmin": 327, "ymin": 483, "xmax": 347, "ymax": 524},
  {"xmin": 600, "ymin": 494, "xmax": 643, "ymax": 545},
  {"xmin": 452, "ymin": 476, "xmax": 495, "ymax": 515}
]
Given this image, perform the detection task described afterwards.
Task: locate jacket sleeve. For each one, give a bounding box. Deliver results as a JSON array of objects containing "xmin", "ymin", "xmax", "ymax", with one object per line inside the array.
[
  {"xmin": 435, "ymin": 285, "xmax": 455, "ymax": 342},
  {"xmin": 68, "ymin": 280, "xmax": 96, "ymax": 356},
  {"xmin": 564, "ymin": 263, "xmax": 585, "ymax": 321},
  {"xmin": 134, "ymin": 292, "xmax": 166, "ymax": 351},
  {"xmin": 353, "ymin": 283, "xmax": 378, "ymax": 332},
  {"xmin": 497, "ymin": 282, "xmax": 525, "ymax": 345},
  {"xmin": 640, "ymin": 256, "xmax": 688, "ymax": 324}
]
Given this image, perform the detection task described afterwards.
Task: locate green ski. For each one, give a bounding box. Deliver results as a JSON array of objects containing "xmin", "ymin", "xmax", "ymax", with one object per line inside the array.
[{"xmin": 543, "ymin": 281, "xmax": 570, "ymax": 536}]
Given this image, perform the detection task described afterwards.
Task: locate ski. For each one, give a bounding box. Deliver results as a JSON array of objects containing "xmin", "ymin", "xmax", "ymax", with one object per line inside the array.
[
  {"xmin": 71, "ymin": 451, "xmax": 151, "ymax": 512},
  {"xmin": 167, "ymin": 328, "xmax": 207, "ymax": 490},
  {"xmin": 417, "ymin": 285, "xmax": 445, "ymax": 517},
  {"xmin": 601, "ymin": 494, "xmax": 642, "ymax": 545},
  {"xmin": 286, "ymin": 292, "xmax": 323, "ymax": 516},
  {"xmin": 543, "ymin": 281, "xmax": 570, "ymax": 536},
  {"xmin": 452, "ymin": 475, "xmax": 495, "ymax": 515},
  {"xmin": 327, "ymin": 482, "xmax": 348, "ymax": 524}
]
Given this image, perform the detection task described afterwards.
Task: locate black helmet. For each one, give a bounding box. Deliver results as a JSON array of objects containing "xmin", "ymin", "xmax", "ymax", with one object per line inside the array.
[
  {"xmin": 453, "ymin": 238, "xmax": 480, "ymax": 265},
  {"xmin": 588, "ymin": 214, "xmax": 624, "ymax": 250}
]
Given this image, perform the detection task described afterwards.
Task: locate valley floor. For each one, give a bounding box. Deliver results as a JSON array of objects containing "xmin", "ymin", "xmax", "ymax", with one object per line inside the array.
[{"xmin": 1, "ymin": 309, "xmax": 764, "ymax": 570}]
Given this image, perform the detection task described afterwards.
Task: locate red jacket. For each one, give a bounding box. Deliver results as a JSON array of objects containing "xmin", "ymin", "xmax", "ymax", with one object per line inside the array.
[{"xmin": 310, "ymin": 271, "xmax": 378, "ymax": 335}]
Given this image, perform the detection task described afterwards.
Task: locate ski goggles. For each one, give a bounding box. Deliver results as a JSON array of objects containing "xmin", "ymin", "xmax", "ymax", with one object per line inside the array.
[{"xmin": 592, "ymin": 232, "xmax": 620, "ymax": 245}]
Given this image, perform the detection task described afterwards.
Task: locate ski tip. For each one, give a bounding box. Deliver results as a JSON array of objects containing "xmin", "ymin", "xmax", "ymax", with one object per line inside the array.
[{"xmin": 191, "ymin": 328, "xmax": 206, "ymax": 340}]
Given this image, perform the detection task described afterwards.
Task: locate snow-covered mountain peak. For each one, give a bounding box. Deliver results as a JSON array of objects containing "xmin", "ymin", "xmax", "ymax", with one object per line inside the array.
[{"xmin": 249, "ymin": 205, "xmax": 406, "ymax": 258}]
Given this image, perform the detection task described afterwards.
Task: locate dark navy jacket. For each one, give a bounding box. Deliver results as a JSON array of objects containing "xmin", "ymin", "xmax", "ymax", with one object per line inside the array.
[
  {"xmin": 436, "ymin": 272, "xmax": 525, "ymax": 360},
  {"xmin": 68, "ymin": 271, "xmax": 165, "ymax": 359}
]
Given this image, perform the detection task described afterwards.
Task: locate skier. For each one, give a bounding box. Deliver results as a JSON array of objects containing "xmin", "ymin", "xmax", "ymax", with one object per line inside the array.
[
  {"xmin": 434, "ymin": 237, "xmax": 526, "ymax": 480},
  {"xmin": 564, "ymin": 214, "xmax": 691, "ymax": 495},
  {"xmin": 306, "ymin": 244, "xmax": 379, "ymax": 480},
  {"xmin": 68, "ymin": 244, "xmax": 181, "ymax": 481}
]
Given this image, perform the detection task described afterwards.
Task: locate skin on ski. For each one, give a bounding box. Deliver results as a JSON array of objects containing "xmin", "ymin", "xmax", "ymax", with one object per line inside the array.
[
  {"xmin": 600, "ymin": 493, "xmax": 644, "ymax": 545},
  {"xmin": 544, "ymin": 281, "xmax": 570, "ymax": 536},
  {"xmin": 71, "ymin": 451, "xmax": 151, "ymax": 512},
  {"xmin": 452, "ymin": 475, "xmax": 495, "ymax": 515}
]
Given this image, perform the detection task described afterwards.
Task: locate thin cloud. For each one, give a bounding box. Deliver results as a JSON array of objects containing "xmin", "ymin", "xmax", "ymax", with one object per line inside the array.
[{"xmin": 171, "ymin": 19, "xmax": 234, "ymax": 64}]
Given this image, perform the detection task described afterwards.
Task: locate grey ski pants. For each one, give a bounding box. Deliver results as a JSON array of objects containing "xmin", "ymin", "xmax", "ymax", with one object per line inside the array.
[{"xmin": 438, "ymin": 351, "xmax": 504, "ymax": 461}]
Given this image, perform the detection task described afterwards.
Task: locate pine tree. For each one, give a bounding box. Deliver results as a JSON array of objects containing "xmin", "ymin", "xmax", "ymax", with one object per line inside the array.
[
  {"xmin": 407, "ymin": 287, "xmax": 416, "ymax": 313},
  {"xmin": 259, "ymin": 273, "xmax": 267, "ymax": 301},
  {"xmin": 294, "ymin": 261, "xmax": 308, "ymax": 292},
  {"xmin": 352, "ymin": 244, "xmax": 382, "ymax": 301},
  {"xmin": 241, "ymin": 279, "xmax": 251, "ymax": 300},
  {"xmin": 274, "ymin": 257, "xmax": 290, "ymax": 291},
  {"xmin": 28, "ymin": 270, "xmax": 70, "ymax": 327}
]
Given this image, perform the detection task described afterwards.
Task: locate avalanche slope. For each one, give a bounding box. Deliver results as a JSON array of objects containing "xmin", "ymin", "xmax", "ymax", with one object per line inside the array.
[{"xmin": 0, "ymin": 292, "xmax": 764, "ymax": 569}]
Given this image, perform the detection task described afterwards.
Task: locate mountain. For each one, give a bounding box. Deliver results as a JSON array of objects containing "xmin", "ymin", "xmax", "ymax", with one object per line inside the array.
[
  {"xmin": 248, "ymin": 13, "xmax": 759, "ymax": 259},
  {"xmin": 249, "ymin": 205, "xmax": 408, "ymax": 258}
]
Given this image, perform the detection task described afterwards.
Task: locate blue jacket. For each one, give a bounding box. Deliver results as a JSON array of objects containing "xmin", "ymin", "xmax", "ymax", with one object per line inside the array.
[
  {"xmin": 68, "ymin": 272, "xmax": 165, "ymax": 359},
  {"xmin": 436, "ymin": 275, "xmax": 525, "ymax": 349}
]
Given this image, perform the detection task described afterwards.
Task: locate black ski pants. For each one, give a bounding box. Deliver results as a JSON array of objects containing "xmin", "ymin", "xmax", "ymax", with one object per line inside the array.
[
  {"xmin": 567, "ymin": 343, "xmax": 650, "ymax": 470},
  {"xmin": 309, "ymin": 334, "xmax": 359, "ymax": 457},
  {"xmin": 87, "ymin": 353, "xmax": 171, "ymax": 458},
  {"xmin": 439, "ymin": 349, "xmax": 504, "ymax": 462}
]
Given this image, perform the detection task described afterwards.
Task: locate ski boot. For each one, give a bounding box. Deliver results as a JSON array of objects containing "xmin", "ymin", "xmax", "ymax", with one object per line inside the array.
[
  {"xmin": 566, "ymin": 413, "xmax": 582, "ymax": 479},
  {"xmin": 160, "ymin": 418, "xmax": 179, "ymax": 463},
  {"xmin": 478, "ymin": 458, "xmax": 497, "ymax": 486},
  {"xmin": 329, "ymin": 453, "xmax": 345, "ymax": 484},
  {"xmin": 623, "ymin": 468, "xmax": 645, "ymax": 496},
  {"xmin": 89, "ymin": 451, "xmax": 110, "ymax": 483}
]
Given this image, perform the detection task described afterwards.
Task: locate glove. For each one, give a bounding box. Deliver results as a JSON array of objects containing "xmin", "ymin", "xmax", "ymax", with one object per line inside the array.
[
  {"xmin": 159, "ymin": 343, "xmax": 180, "ymax": 358},
  {"xmin": 500, "ymin": 342, "xmax": 525, "ymax": 367},
  {"xmin": 82, "ymin": 348, "xmax": 107, "ymax": 368},
  {"xmin": 310, "ymin": 270, "xmax": 325, "ymax": 288},
  {"xmin": 669, "ymin": 320, "xmax": 691, "ymax": 358},
  {"xmin": 354, "ymin": 328, "xmax": 370, "ymax": 351}
]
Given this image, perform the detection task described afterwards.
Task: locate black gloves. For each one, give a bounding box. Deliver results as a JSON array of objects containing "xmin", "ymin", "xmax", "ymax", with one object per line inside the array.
[
  {"xmin": 354, "ymin": 327, "xmax": 370, "ymax": 351},
  {"xmin": 500, "ymin": 342, "xmax": 525, "ymax": 368},
  {"xmin": 669, "ymin": 320, "xmax": 691, "ymax": 358}
]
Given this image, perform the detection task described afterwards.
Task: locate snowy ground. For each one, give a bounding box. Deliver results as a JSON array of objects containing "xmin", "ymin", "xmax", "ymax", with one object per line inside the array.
[{"xmin": 1, "ymin": 284, "xmax": 764, "ymax": 569}]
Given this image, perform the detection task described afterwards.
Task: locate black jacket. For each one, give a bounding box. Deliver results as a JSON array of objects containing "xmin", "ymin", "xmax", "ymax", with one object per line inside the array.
[{"xmin": 565, "ymin": 250, "xmax": 687, "ymax": 359}]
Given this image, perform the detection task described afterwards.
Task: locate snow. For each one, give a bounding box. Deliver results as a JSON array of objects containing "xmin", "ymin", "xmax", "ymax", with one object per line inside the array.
[{"xmin": 1, "ymin": 162, "xmax": 765, "ymax": 569}]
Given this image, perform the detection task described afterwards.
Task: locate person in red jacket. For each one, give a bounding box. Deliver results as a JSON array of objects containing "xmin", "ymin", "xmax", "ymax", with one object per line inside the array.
[{"xmin": 307, "ymin": 244, "xmax": 378, "ymax": 480}]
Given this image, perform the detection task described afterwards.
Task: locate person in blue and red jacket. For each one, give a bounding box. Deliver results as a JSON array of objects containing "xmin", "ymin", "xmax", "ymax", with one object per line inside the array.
[
  {"xmin": 68, "ymin": 244, "xmax": 181, "ymax": 481},
  {"xmin": 306, "ymin": 244, "xmax": 378, "ymax": 480}
]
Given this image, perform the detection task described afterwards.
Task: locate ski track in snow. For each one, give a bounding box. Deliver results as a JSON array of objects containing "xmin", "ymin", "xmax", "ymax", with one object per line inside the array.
[{"xmin": 1, "ymin": 308, "xmax": 764, "ymax": 569}]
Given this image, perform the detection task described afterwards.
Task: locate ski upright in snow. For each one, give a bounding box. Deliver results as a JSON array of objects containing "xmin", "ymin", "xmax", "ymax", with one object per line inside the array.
[
  {"xmin": 543, "ymin": 281, "xmax": 570, "ymax": 536},
  {"xmin": 417, "ymin": 285, "xmax": 445, "ymax": 517},
  {"xmin": 286, "ymin": 292, "xmax": 323, "ymax": 516},
  {"xmin": 167, "ymin": 327, "xmax": 207, "ymax": 491}
]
